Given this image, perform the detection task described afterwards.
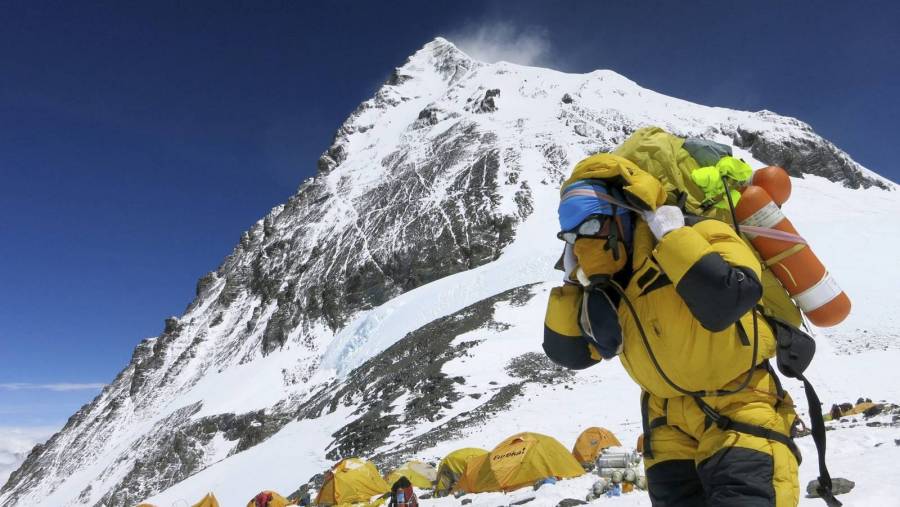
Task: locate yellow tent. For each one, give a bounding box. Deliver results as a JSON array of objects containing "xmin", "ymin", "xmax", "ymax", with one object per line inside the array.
[
  {"xmin": 457, "ymin": 432, "xmax": 584, "ymax": 493},
  {"xmin": 572, "ymin": 427, "xmax": 622, "ymax": 465},
  {"xmin": 384, "ymin": 460, "xmax": 437, "ymax": 489},
  {"xmin": 433, "ymin": 447, "xmax": 488, "ymax": 497},
  {"xmin": 246, "ymin": 490, "xmax": 295, "ymax": 507},
  {"xmin": 191, "ymin": 493, "xmax": 220, "ymax": 507},
  {"xmin": 314, "ymin": 457, "xmax": 391, "ymax": 506},
  {"xmin": 827, "ymin": 401, "xmax": 880, "ymax": 421},
  {"xmin": 842, "ymin": 402, "xmax": 878, "ymax": 417}
]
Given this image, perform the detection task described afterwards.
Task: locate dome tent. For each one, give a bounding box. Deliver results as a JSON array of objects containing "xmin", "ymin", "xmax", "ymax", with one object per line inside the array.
[
  {"xmin": 433, "ymin": 447, "xmax": 488, "ymax": 497},
  {"xmin": 572, "ymin": 426, "xmax": 622, "ymax": 465},
  {"xmin": 456, "ymin": 432, "xmax": 584, "ymax": 493},
  {"xmin": 314, "ymin": 457, "xmax": 390, "ymax": 506},
  {"xmin": 384, "ymin": 460, "xmax": 437, "ymax": 489}
]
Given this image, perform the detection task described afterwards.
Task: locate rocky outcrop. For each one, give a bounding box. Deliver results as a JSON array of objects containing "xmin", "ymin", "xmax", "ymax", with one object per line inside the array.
[
  {"xmin": 729, "ymin": 114, "xmax": 889, "ymax": 189},
  {"xmin": 303, "ymin": 284, "xmax": 576, "ymax": 479}
]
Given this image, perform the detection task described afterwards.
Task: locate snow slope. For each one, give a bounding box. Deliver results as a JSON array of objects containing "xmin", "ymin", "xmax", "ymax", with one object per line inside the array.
[
  {"xmin": 3, "ymin": 37, "xmax": 897, "ymax": 507},
  {"xmin": 145, "ymin": 173, "xmax": 900, "ymax": 507}
]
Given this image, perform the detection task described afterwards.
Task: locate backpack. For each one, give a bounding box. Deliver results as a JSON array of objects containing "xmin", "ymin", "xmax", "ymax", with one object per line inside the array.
[{"xmin": 612, "ymin": 126, "xmax": 802, "ymax": 327}]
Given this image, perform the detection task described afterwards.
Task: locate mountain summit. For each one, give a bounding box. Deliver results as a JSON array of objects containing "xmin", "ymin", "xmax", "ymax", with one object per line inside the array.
[{"xmin": 3, "ymin": 38, "xmax": 897, "ymax": 507}]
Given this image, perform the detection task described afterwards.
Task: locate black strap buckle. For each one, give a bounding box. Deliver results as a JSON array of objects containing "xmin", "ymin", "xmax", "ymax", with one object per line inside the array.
[{"xmin": 714, "ymin": 414, "xmax": 732, "ymax": 430}]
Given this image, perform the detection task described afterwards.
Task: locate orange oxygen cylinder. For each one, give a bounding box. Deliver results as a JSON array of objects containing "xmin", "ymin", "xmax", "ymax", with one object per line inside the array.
[
  {"xmin": 735, "ymin": 185, "xmax": 850, "ymax": 327},
  {"xmin": 751, "ymin": 166, "xmax": 792, "ymax": 206}
]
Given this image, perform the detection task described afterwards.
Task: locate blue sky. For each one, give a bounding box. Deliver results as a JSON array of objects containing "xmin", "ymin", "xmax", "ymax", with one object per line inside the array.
[{"xmin": 1, "ymin": 1, "xmax": 898, "ymax": 429}]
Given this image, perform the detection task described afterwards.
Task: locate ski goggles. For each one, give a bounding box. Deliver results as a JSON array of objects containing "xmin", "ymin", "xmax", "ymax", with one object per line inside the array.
[{"xmin": 557, "ymin": 214, "xmax": 621, "ymax": 245}]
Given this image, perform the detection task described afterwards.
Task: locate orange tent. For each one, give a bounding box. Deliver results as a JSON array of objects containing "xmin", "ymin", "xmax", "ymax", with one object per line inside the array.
[
  {"xmin": 572, "ymin": 427, "xmax": 621, "ymax": 465},
  {"xmin": 457, "ymin": 432, "xmax": 584, "ymax": 493}
]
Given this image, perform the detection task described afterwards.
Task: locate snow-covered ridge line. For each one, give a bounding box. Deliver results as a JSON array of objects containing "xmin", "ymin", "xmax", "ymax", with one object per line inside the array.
[{"xmin": 3, "ymin": 37, "xmax": 896, "ymax": 507}]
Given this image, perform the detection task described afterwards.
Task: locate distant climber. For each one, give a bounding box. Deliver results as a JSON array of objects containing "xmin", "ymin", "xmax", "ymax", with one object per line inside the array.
[
  {"xmin": 388, "ymin": 476, "xmax": 418, "ymax": 507},
  {"xmin": 543, "ymin": 128, "xmax": 846, "ymax": 507}
]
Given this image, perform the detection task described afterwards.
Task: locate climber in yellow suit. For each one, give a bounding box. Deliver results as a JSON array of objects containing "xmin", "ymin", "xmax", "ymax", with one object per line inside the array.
[{"xmin": 543, "ymin": 154, "xmax": 801, "ymax": 506}]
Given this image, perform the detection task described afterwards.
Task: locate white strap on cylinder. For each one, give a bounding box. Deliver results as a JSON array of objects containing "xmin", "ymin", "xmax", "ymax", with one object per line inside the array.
[
  {"xmin": 794, "ymin": 272, "xmax": 843, "ymax": 312},
  {"xmin": 740, "ymin": 201, "xmax": 785, "ymax": 237}
]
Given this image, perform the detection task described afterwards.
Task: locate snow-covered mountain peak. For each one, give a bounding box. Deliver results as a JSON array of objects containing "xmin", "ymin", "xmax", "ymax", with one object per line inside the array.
[
  {"xmin": 3, "ymin": 39, "xmax": 898, "ymax": 507},
  {"xmin": 390, "ymin": 37, "xmax": 477, "ymax": 87},
  {"xmin": 315, "ymin": 38, "xmax": 479, "ymax": 176}
]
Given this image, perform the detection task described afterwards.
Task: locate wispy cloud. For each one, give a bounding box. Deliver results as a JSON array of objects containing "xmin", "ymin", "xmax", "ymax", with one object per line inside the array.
[
  {"xmin": 447, "ymin": 22, "xmax": 554, "ymax": 67},
  {"xmin": 0, "ymin": 425, "xmax": 59, "ymax": 486},
  {"xmin": 0, "ymin": 383, "xmax": 105, "ymax": 392}
]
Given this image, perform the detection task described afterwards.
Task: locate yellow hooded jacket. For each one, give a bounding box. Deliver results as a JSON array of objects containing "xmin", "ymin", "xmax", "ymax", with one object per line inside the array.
[
  {"xmin": 545, "ymin": 153, "xmax": 778, "ymax": 395},
  {"xmin": 545, "ymin": 151, "xmax": 801, "ymax": 506},
  {"xmin": 618, "ymin": 218, "xmax": 776, "ymax": 398}
]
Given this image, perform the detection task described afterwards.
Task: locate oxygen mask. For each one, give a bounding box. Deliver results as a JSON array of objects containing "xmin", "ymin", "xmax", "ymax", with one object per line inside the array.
[{"xmin": 558, "ymin": 214, "xmax": 630, "ymax": 287}]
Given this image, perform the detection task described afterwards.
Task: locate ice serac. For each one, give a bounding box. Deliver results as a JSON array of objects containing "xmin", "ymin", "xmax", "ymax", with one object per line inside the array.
[{"xmin": 2, "ymin": 38, "xmax": 896, "ymax": 507}]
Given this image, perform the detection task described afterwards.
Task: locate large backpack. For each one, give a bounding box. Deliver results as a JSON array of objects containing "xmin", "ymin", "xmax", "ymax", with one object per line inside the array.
[{"xmin": 613, "ymin": 126, "xmax": 802, "ymax": 327}]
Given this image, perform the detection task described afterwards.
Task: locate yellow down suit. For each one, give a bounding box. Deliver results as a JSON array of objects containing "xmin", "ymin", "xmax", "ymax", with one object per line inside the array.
[
  {"xmin": 543, "ymin": 157, "xmax": 801, "ymax": 506},
  {"xmin": 622, "ymin": 219, "xmax": 799, "ymax": 506}
]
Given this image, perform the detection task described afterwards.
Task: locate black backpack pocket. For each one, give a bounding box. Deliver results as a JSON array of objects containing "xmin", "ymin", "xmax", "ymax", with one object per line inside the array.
[{"xmin": 766, "ymin": 315, "xmax": 816, "ymax": 378}]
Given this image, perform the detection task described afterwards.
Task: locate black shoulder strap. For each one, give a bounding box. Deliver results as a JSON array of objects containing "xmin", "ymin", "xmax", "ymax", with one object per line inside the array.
[
  {"xmin": 640, "ymin": 391, "xmax": 654, "ymax": 459},
  {"xmin": 798, "ymin": 372, "xmax": 843, "ymax": 507},
  {"xmin": 764, "ymin": 315, "xmax": 841, "ymax": 506}
]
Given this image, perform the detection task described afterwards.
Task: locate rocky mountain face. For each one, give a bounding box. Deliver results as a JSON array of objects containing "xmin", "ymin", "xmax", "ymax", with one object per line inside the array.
[{"xmin": 1, "ymin": 38, "xmax": 892, "ymax": 507}]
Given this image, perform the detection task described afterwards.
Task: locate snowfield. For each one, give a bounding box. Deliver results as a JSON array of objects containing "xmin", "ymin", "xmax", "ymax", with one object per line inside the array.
[{"xmin": 147, "ymin": 177, "xmax": 900, "ymax": 507}]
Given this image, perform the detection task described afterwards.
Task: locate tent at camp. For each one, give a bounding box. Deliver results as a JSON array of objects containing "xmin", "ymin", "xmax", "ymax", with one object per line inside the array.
[
  {"xmin": 314, "ymin": 457, "xmax": 391, "ymax": 506},
  {"xmin": 827, "ymin": 400, "xmax": 881, "ymax": 420},
  {"xmin": 246, "ymin": 490, "xmax": 294, "ymax": 507},
  {"xmin": 456, "ymin": 432, "xmax": 584, "ymax": 493},
  {"xmin": 191, "ymin": 493, "xmax": 220, "ymax": 507},
  {"xmin": 385, "ymin": 460, "xmax": 438, "ymax": 489},
  {"xmin": 433, "ymin": 447, "xmax": 488, "ymax": 497},
  {"xmin": 572, "ymin": 427, "xmax": 622, "ymax": 465}
]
